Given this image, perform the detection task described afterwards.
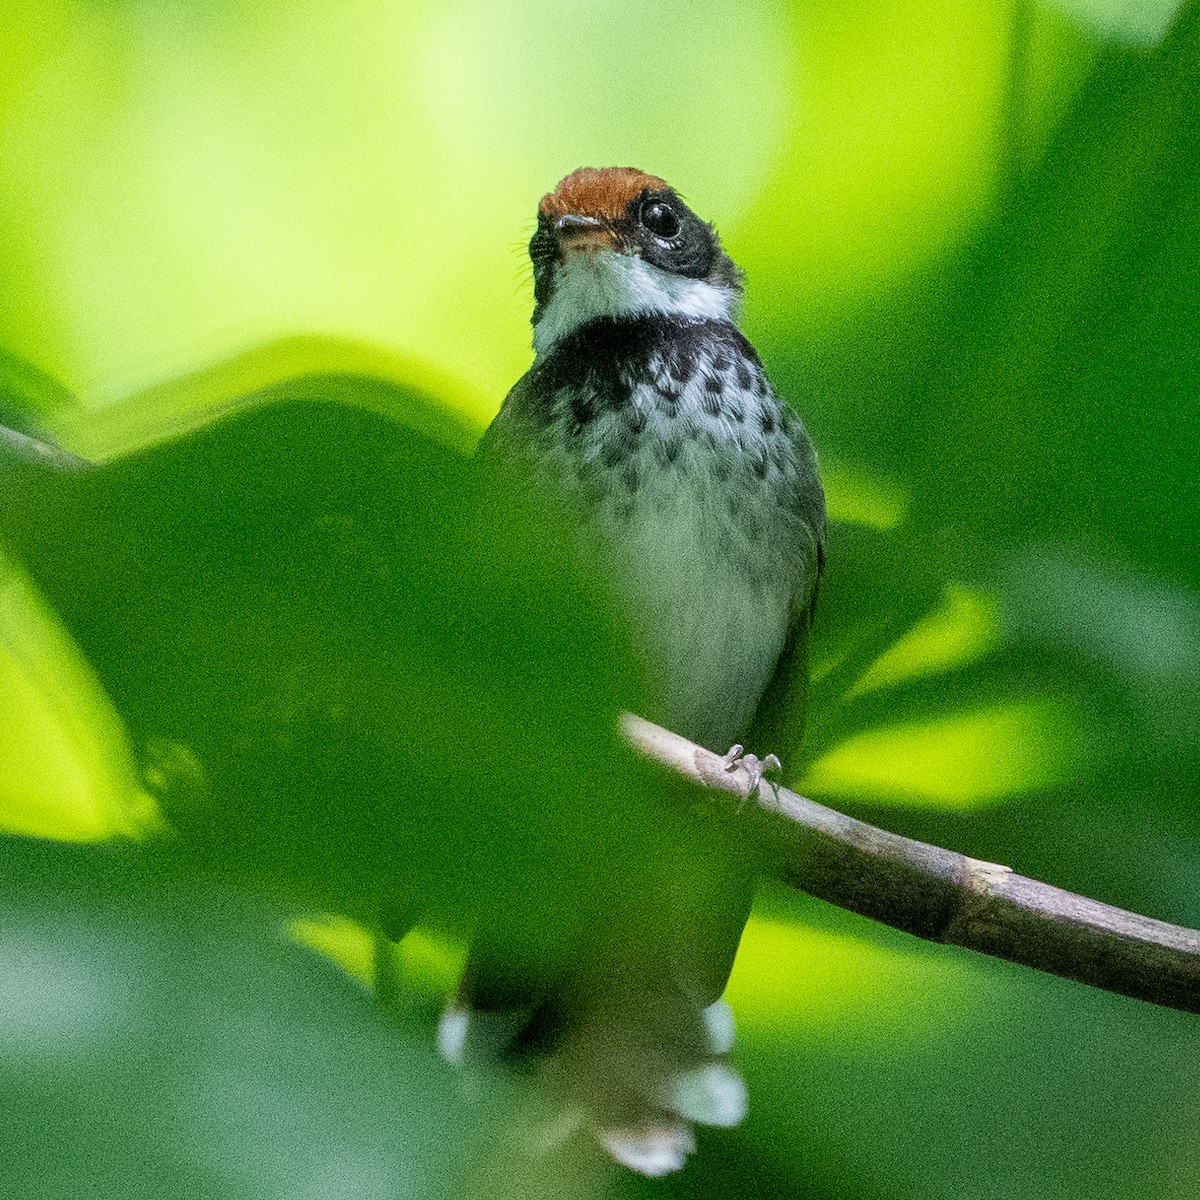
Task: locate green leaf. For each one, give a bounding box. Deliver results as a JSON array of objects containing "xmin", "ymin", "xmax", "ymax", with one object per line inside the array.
[
  {"xmin": 0, "ymin": 835, "xmax": 505, "ymax": 1200},
  {"xmin": 2, "ymin": 376, "xmax": 740, "ymax": 990}
]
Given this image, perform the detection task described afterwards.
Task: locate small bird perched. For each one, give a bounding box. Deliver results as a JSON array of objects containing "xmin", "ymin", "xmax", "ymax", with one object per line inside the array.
[{"xmin": 448, "ymin": 168, "xmax": 826, "ymax": 1174}]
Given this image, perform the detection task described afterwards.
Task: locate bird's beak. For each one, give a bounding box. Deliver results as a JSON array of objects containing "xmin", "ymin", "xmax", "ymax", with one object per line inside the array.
[{"xmin": 554, "ymin": 213, "xmax": 618, "ymax": 255}]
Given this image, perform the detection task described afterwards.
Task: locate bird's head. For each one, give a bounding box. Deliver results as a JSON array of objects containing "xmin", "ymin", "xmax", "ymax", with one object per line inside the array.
[{"xmin": 529, "ymin": 167, "xmax": 742, "ymax": 356}]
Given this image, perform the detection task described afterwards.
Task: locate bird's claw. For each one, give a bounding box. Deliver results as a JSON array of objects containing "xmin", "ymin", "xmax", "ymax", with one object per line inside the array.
[{"xmin": 722, "ymin": 746, "xmax": 782, "ymax": 808}]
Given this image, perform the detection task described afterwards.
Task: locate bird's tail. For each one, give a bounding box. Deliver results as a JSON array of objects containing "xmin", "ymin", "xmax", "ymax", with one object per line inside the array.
[{"xmin": 438, "ymin": 967, "xmax": 747, "ymax": 1176}]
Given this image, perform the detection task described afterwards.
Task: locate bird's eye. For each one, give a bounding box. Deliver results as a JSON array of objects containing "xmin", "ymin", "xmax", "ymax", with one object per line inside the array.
[{"xmin": 640, "ymin": 200, "xmax": 680, "ymax": 239}]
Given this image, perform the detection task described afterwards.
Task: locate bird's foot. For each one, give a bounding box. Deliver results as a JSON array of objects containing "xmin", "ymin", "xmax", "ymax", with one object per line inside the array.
[{"xmin": 721, "ymin": 745, "xmax": 782, "ymax": 808}]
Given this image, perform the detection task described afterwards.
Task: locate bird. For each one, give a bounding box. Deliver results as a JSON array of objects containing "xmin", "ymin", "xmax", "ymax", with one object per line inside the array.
[
  {"xmin": 445, "ymin": 167, "xmax": 826, "ymax": 1175},
  {"xmin": 0, "ymin": 168, "xmax": 825, "ymax": 1178}
]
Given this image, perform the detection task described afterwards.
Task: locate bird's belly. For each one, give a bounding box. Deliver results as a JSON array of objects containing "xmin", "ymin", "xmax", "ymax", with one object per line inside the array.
[
  {"xmin": 530, "ymin": 365, "xmax": 807, "ymax": 752},
  {"xmin": 606, "ymin": 494, "xmax": 791, "ymax": 751}
]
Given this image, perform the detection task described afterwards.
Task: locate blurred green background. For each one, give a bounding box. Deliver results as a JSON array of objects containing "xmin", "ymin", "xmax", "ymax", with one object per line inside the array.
[{"xmin": 2, "ymin": 1, "xmax": 1199, "ymax": 1197}]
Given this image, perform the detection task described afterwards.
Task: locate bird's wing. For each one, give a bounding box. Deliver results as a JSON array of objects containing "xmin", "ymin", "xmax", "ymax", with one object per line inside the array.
[
  {"xmin": 474, "ymin": 368, "xmax": 541, "ymax": 463},
  {"xmin": 745, "ymin": 424, "xmax": 826, "ymax": 789},
  {"xmin": 744, "ymin": 610, "xmax": 813, "ymax": 791}
]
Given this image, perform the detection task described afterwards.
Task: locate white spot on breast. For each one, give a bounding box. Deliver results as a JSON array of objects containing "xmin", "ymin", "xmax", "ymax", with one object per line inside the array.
[
  {"xmin": 497, "ymin": 330, "xmax": 817, "ymax": 751},
  {"xmin": 585, "ymin": 378, "xmax": 797, "ymax": 749}
]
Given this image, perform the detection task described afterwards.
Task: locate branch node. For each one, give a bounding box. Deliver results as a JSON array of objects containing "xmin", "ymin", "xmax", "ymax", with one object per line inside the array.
[{"xmin": 957, "ymin": 856, "xmax": 1014, "ymax": 896}]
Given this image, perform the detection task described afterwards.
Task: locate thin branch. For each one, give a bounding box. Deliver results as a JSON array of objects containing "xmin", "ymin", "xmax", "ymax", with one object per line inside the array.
[{"xmin": 620, "ymin": 713, "xmax": 1200, "ymax": 1016}]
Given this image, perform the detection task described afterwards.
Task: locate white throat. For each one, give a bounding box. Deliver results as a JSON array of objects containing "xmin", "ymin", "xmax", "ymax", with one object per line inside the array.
[{"xmin": 532, "ymin": 251, "xmax": 735, "ymax": 358}]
